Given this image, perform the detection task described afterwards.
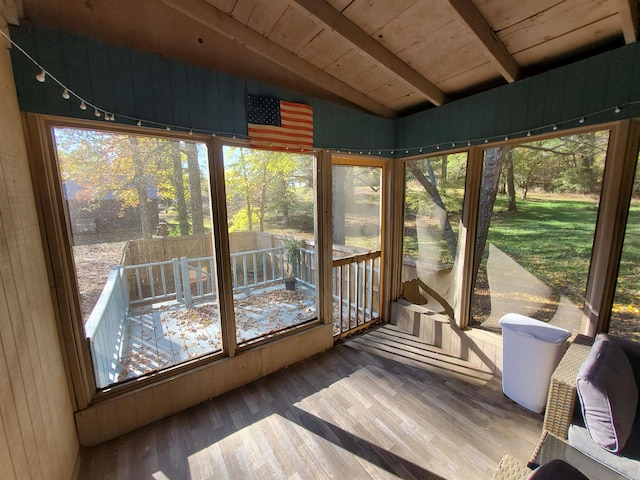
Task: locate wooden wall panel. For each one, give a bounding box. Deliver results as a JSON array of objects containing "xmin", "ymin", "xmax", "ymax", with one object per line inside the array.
[
  {"xmin": 76, "ymin": 324, "xmax": 334, "ymax": 446},
  {"xmin": 0, "ymin": 25, "xmax": 78, "ymax": 480},
  {"xmin": 8, "ymin": 24, "xmax": 394, "ymax": 152}
]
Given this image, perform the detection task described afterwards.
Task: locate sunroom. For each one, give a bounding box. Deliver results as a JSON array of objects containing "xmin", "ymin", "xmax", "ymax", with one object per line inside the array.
[{"xmin": 2, "ymin": 1, "xmax": 640, "ymax": 479}]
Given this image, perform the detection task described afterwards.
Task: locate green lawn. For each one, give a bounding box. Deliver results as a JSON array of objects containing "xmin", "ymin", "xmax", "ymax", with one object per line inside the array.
[{"xmin": 484, "ymin": 194, "xmax": 640, "ymax": 339}]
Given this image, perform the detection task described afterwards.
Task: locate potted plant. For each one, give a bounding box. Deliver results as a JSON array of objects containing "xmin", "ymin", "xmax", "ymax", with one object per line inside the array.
[{"xmin": 283, "ymin": 236, "xmax": 301, "ymax": 291}]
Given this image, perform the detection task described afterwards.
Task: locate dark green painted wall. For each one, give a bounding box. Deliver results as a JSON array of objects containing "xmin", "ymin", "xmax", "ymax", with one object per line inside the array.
[
  {"xmin": 8, "ymin": 24, "xmax": 394, "ymax": 152},
  {"xmin": 9, "ymin": 24, "xmax": 640, "ymax": 159},
  {"xmin": 396, "ymin": 41, "xmax": 640, "ymax": 158}
]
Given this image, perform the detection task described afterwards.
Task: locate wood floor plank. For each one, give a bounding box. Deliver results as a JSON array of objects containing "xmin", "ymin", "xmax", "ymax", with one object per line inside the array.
[{"xmin": 76, "ymin": 325, "xmax": 543, "ymax": 479}]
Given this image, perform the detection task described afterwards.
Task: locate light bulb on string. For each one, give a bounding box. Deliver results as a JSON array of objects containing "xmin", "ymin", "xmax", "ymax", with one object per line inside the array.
[
  {"xmin": 579, "ymin": 117, "xmax": 585, "ymax": 124},
  {"xmin": 79, "ymin": 100, "xmax": 87, "ymax": 110},
  {"xmin": 189, "ymin": 130, "xmax": 193, "ymax": 136},
  {"xmin": 436, "ymin": 145, "xmax": 440, "ymax": 150},
  {"xmin": 166, "ymin": 126, "xmax": 171, "ymax": 131},
  {"xmin": 62, "ymin": 88, "xmax": 70, "ymax": 100},
  {"xmin": 137, "ymin": 120, "xmax": 142, "ymax": 127},
  {"xmin": 212, "ymin": 132, "xmax": 216, "ymax": 137},
  {"xmin": 615, "ymin": 106, "xmax": 621, "ymax": 113},
  {"xmin": 527, "ymin": 131, "xmax": 531, "ymax": 137},
  {"xmin": 94, "ymin": 108, "xmax": 101, "ymax": 118},
  {"xmin": 552, "ymin": 124, "xmax": 558, "ymax": 131},
  {"xmin": 484, "ymin": 139, "xmax": 488, "ymax": 144},
  {"xmin": 35, "ymin": 69, "xmax": 46, "ymax": 82}
]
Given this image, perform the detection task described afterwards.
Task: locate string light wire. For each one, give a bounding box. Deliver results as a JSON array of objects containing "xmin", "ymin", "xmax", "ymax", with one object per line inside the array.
[{"xmin": 1, "ymin": 28, "xmax": 639, "ymax": 157}]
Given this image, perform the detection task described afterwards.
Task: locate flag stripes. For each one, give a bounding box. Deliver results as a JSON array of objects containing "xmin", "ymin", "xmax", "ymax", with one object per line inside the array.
[{"xmin": 247, "ymin": 95, "xmax": 313, "ymax": 151}]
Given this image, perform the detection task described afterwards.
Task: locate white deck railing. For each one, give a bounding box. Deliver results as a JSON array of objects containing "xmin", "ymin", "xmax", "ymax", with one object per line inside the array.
[
  {"xmin": 86, "ymin": 245, "xmax": 381, "ymax": 387},
  {"xmin": 84, "ymin": 266, "xmax": 128, "ymax": 388}
]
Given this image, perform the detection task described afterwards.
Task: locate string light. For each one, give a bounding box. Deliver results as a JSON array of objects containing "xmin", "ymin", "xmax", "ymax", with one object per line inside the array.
[{"xmin": 2, "ymin": 28, "xmax": 639, "ymax": 158}]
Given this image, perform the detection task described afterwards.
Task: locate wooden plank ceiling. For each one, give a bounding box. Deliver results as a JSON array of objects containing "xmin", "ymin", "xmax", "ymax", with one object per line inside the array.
[{"xmin": 17, "ymin": 0, "xmax": 639, "ymax": 117}]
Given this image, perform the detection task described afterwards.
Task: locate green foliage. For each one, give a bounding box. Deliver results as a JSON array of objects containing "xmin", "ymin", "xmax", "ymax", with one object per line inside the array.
[
  {"xmin": 283, "ymin": 236, "xmax": 302, "ymax": 279},
  {"xmin": 229, "ymin": 208, "xmax": 260, "ymax": 233}
]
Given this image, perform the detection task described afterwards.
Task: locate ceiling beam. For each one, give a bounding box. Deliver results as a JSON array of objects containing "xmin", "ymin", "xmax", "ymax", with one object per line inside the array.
[
  {"xmin": 618, "ymin": 0, "xmax": 639, "ymax": 44},
  {"xmin": 0, "ymin": 0, "xmax": 22, "ymax": 25},
  {"xmin": 291, "ymin": 0, "xmax": 448, "ymax": 106},
  {"xmin": 445, "ymin": 0, "xmax": 520, "ymax": 83},
  {"xmin": 160, "ymin": 0, "xmax": 396, "ymax": 117}
]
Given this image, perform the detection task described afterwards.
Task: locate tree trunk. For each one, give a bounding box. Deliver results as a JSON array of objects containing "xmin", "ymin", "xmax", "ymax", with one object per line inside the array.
[
  {"xmin": 171, "ymin": 143, "xmax": 190, "ymax": 235},
  {"xmin": 332, "ymin": 166, "xmax": 346, "ymax": 245},
  {"xmin": 185, "ymin": 142, "xmax": 204, "ymax": 235},
  {"xmin": 239, "ymin": 151, "xmax": 253, "ymax": 232},
  {"xmin": 505, "ymin": 147, "xmax": 517, "ymax": 212},
  {"xmin": 474, "ymin": 147, "xmax": 506, "ymax": 279},
  {"xmin": 129, "ymin": 137, "xmax": 153, "ymax": 238},
  {"xmin": 441, "ymin": 156, "xmax": 448, "ymax": 181},
  {"xmin": 407, "ymin": 162, "xmax": 457, "ymax": 257}
]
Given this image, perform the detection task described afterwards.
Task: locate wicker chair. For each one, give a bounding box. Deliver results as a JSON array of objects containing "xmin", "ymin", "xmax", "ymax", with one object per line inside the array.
[{"xmin": 491, "ymin": 455, "xmax": 531, "ymax": 480}]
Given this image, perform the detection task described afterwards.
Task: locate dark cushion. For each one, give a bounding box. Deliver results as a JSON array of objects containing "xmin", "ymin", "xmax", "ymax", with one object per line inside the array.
[
  {"xmin": 525, "ymin": 459, "xmax": 588, "ymax": 480},
  {"xmin": 576, "ymin": 334, "xmax": 638, "ymax": 452}
]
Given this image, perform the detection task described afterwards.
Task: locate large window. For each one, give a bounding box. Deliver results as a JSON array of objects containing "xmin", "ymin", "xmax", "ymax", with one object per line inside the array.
[
  {"xmin": 53, "ymin": 127, "xmax": 220, "ymax": 388},
  {"xmin": 222, "ymin": 146, "xmax": 319, "ymax": 345},
  {"xmin": 611, "ymin": 149, "xmax": 640, "ymax": 342},
  {"xmin": 401, "ymin": 153, "xmax": 467, "ymax": 317},
  {"xmin": 471, "ymin": 131, "xmax": 610, "ymax": 333}
]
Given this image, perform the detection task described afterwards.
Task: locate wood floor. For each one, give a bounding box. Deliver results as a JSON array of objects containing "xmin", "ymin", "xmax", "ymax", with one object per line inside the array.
[{"xmin": 77, "ymin": 325, "xmax": 543, "ymax": 479}]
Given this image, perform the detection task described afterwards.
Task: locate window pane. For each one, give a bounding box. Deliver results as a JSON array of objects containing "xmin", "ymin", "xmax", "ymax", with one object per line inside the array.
[
  {"xmin": 332, "ymin": 165, "xmax": 381, "ymax": 250},
  {"xmin": 401, "ymin": 153, "xmax": 467, "ymax": 316},
  {"xmin": 54, "ymin": 127, "xmax": 220, "ymax": 388},
  {"xmin": 611, "ymin": 150, "xmax": 640, "ymax": 342},
  {"xmin": 332, "ymin": 164, "xmax": 382, "ymax": 335},
  {"xmin": 471, "ymin": 131, "xmax": 610, "ymax": 333},
  {"xmin": 222, "ymin": 147, "xmax": 318, "ymax": 345}
]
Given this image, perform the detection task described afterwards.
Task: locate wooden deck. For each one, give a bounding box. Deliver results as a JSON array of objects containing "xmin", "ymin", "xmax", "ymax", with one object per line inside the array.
[{"xmin": 77, "ymin": 324, "xmax": 543, "ymax": 479}]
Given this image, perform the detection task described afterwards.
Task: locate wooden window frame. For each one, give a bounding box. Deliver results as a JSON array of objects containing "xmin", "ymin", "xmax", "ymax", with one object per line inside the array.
[
  {"xmin": 23, "ymin": 114, "xmax": 333, "ymax": 411},
  {"xmin": 390, "ymin": 120, "xmax": 640, "ymax": 334}
]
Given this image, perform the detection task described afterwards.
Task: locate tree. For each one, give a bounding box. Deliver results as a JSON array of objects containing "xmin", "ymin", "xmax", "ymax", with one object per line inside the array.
[
  {"xmin": 407, "ymin": 161, "xmax": 458, "ymax": 257},
  {"xmin": 170, "ymin": 142, "xmax": 190, "ymax": 235},
  {"xmin": 55, "ymin": 128, "xmax": 211, "ymax": 239},
  {"xmin": 185, "ymin": 142, "xmax": 205, "ymax": 235},
  {"xmin": 474, "ymin": 147, "xmax": 506, "ymax": 278},
  {"xmin": 224, "ymin": 147, "xmax": 301, "ymax": 233},
  {"xmin": 504, "ymin": 147, "xmax": 517, "ymax": 212}
]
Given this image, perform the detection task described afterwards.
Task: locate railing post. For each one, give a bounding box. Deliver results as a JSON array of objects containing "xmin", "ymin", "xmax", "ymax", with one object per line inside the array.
[
  {"xmin": 180, "ymin": 256, "xmax": 191, "ymax": 308},
  {"xmin": 173, "ymin": 258, "xmax": 183, "ymax": 304}
]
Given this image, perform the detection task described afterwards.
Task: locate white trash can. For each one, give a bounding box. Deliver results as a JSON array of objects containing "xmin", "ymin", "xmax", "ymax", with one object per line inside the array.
[{"xmin": 499, "ymin": 313, "xmax": 571, "ymax": 413}]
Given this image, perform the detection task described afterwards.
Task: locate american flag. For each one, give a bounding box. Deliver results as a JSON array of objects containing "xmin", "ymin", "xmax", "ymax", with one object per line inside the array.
[{"xmin": 246, "ymin": 94, "xmax": 313, "ymax": 151}]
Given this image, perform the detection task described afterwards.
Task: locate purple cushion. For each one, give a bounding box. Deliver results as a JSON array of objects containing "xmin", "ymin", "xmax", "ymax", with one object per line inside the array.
[
  {"xmin": 576, "ymin": 334, "xmax": 638, "ymax": 452},
  {"xmin": 526, "ymin": 459, "xmax": 588, "ymax": 480}
]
